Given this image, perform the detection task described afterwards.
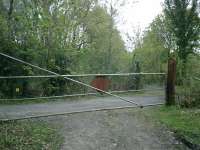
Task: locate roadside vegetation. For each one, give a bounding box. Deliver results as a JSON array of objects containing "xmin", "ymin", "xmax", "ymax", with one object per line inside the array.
[
  {"xmin": 145, "ymin": 106, "xmax": 200, "ymax": 148},
  {"xmin": 0, "ymin": 120, "xmax": 63, "ymax": 150}
]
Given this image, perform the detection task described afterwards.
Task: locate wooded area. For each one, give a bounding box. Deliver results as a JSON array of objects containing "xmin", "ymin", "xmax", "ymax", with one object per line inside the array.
[{"xmin": 0, "ymin": 0, "xmax": 199, "ymax": 107}]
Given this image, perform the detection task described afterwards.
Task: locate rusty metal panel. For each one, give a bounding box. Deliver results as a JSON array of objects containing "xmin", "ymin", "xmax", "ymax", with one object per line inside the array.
[{"xmin": 91, "ymin": 76, "xmax": 110, "ymax": 92}]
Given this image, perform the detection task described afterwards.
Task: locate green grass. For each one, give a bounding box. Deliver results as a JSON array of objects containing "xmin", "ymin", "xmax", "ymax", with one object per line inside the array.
[
  {"xmin": 0, "ymin": 120, "xmax": 64, "ymax": 150},
  {"xmin": 146, "ymin": 106, "xmax": 200, "ymax": 146}
]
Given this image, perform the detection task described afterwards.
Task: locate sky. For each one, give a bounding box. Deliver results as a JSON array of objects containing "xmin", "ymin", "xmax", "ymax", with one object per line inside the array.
[{"xmin": 114, "ymin": 0, "xmax": 164, "ymax": 50}]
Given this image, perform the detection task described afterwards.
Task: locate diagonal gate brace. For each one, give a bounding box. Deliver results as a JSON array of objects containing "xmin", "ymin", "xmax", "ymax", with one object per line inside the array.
[{"xmin": 0, "ymin": 53, "xmax": 142, "ymax": 108}]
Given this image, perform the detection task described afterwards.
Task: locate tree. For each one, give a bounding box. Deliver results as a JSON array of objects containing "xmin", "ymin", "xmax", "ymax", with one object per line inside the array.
[
  {"xmin": 130, "ymin": 17, "xmax": 169, "ymax": 87},
  {"xmin": 0, "ymin": 0, "xmax": 131, "ymax": 98},
  {"xmin": 164, "ymin": 0, "xmax": 200, "ymax": 77}
]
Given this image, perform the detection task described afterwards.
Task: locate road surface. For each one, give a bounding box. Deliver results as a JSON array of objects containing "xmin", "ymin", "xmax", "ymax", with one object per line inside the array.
[
  {"xmin": 0, "ymin": 95, "xmax": 189, "ymax": 149},
  {"xmin": 0, "ymin": 95, "xmax": 164, "ymax": 120}
]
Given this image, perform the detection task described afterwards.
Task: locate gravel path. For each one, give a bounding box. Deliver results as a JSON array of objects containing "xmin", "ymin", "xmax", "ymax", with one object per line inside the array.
[
  {"xmin": 46, "ymin": 108, "xmax": 188, "ymax": 150},
  {"xmin": 0, "ymin": 95, "xmax": 164, "ymax": 120},
  {"xmin": 0, "ymin": 95, "xmax": 189, "ymax": 149}
]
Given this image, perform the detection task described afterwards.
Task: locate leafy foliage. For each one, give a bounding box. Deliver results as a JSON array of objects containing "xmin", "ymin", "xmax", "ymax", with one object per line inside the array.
[
  {"xmin": 164, "ymin": 0, "xmax": 200, "ymax": 77},
  {"xmin": 131, "ymin": 13, "xmax": 200, "ymax": 107},
  {"xmin": 0, "ymin": 0, "xmax": 130, "ymax": 98}
]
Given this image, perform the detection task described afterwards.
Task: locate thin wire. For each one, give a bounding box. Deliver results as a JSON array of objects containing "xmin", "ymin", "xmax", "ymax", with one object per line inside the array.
[{"xmin": 0, "ymin": 53, "xmax": 141, "ymax": 107}]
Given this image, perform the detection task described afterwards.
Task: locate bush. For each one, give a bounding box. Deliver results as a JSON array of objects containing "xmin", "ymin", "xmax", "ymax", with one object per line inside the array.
[{"xmin": 176, "ymin": 77, "xmax": 200, "ymax": 108}]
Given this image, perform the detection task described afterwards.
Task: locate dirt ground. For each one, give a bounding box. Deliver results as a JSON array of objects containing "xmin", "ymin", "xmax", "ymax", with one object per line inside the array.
[{"xmin": 45, "ymin": 108, "xmax": 189, "ymax": 150}]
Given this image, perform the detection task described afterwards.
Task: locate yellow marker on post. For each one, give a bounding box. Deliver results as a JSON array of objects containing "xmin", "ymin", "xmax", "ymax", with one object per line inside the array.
[{"xmin": 16, "ymin": 88, "xmax": 20, "ymax": 93}]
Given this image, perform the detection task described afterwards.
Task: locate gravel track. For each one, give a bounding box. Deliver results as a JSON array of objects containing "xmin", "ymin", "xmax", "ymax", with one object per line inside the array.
[
  {"xmin": 0, "ymin": 94, "xmax": 189, "ymax": 149},
  {"xmin": 46, "ymin": 108, "xmax": 188, "ymax": 150}
]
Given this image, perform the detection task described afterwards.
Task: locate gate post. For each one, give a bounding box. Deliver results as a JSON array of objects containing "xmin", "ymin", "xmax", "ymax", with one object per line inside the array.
[{"xmin": 166, "ymin": 58, "xmax": 176, "ymax": 105}]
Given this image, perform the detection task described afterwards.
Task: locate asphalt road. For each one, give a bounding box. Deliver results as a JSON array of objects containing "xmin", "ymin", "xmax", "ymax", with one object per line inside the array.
[{"xmin": 0, "ymin": 95, "xmax": 165, "ymax": 120}]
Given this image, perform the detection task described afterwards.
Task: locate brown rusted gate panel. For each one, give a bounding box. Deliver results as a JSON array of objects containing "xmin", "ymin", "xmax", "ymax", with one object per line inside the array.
[{"xmin": 91, "ymin": 76, "xmax": 110, "ymax": 93}]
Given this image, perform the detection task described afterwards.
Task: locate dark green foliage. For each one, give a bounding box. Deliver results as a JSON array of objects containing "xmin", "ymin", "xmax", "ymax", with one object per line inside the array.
[
  {"xmin": 131, "ymin": 13, "xmax": 200, "ymax": 107},
  {"xmin": 176, "ymin": 76, "xmax": 200, "ymax": 108},
  {"xmin": 164, "ymin": 0, "xmax": 200, "ymax": 77},
  {"xmin": 129, "ymin": 60, "xmax": 142, "ymax": 90},
  {"xmin": 163, "ymin": 0, "xmax": 200, "ymax": 106},
  {"xmin": 0, "ymin": 0, "xmax": 130, "ymax": 99}
]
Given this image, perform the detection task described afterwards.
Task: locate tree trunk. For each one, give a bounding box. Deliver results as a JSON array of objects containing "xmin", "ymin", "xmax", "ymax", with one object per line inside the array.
[
  {"xmin": 8, "ymin": 0, "xmax": 14, "ymax": 40},
  {"xmin": 166, "ymin": 58, "xmax": 176, "ymax": 105}
]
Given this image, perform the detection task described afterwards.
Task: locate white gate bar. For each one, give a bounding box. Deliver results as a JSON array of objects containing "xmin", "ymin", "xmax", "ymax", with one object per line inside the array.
[
  {"xmin": 0, "ymin": 53, "xmax": 141, "ymax": 107},
  {"xmin": 0, "ymin": 73, "xmax": 166, "ymax": 79},
  {"xmin": 0, "ymin": 88, "xmax": 165, "ymax": 101},
  {"xmin": 194, "ymin": 77, "xmax": 200, "ymax": 81}
]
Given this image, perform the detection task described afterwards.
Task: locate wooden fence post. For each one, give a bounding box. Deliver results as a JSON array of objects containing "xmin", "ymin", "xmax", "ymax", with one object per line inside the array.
[{"xmin": 166, "ymin": 58, "xmax": 176, "ymax": 105}]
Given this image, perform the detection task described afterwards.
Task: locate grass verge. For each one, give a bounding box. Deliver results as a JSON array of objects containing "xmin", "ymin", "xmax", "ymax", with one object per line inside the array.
[
  {"xmin": 145, "ymin": 106, "xmax": 200, "ymax": 147},
  {"xmin": 0, "ymin": 120, "xmax": 63, "ymax": 150}
]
